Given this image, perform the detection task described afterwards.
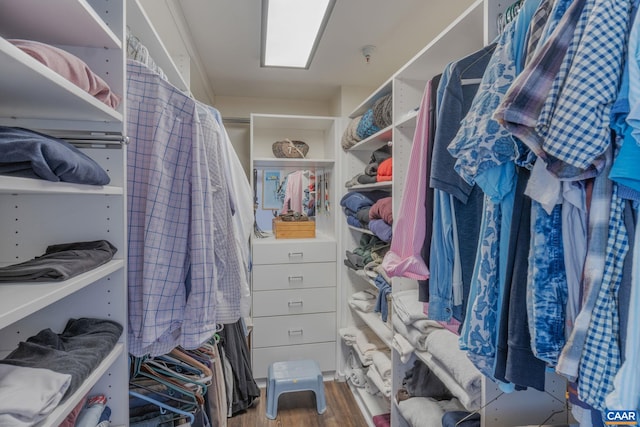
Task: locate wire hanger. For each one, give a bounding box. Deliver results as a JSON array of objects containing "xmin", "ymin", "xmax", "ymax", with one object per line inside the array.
[{"xmin": 129, "ymin": 390, "xmax": 195, "ymax": 424}]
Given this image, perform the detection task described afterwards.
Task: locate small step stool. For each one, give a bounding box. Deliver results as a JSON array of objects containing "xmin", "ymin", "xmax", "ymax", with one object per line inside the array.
[{"xmin": 266, "ymin": 359, "xmax": 327, "ymax": 419}]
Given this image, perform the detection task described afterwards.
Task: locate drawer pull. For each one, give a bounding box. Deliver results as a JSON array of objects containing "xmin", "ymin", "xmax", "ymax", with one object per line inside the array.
[
  {"xmin": 288, "ymin": 275, "xmax": 303, "ymax": 281},
  {"xmin": 288, "ymin": 252, "xmax": 304, "ymax": 258},
  {"xmin": 288, "ymin": 300, "xmax": 303, "ymax": 307},
  {"xmin": 288, "ymin": 328, "xmax": 303, "ymax": 335}
]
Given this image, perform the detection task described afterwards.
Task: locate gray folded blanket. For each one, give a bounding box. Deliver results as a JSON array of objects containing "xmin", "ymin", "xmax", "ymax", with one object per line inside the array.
[
  {"xmin": 0, "ymin": 240, "xmax": 117, "ymax": 282},
  {"xmin": 0, "ymin": 318, "xmax": 123, "ymax": 400}
]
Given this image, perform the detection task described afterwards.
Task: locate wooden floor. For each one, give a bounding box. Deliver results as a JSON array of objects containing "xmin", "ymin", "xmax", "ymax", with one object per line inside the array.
[{"xmin": 227, "ymin": 381, "xmax": 369, "ymax": 427}]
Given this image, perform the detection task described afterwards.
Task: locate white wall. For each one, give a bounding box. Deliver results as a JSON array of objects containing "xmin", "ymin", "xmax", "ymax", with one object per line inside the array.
[
  {"xmin": 214, "ymin": 95, "xmax": 332, "ymax": 119},
  {"xmin": 330, "ymin": 85, "xmax": 377, "ymax": 117}
]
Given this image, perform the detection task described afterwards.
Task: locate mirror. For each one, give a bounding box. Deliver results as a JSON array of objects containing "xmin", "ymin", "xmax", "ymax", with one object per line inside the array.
[{"xmin": 254, "ymin": 168, "xmax": 329, "ymax": 233}]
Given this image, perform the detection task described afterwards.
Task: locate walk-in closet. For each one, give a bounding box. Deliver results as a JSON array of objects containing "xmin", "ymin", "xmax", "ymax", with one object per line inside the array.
[{"xmin": 1, "ymin": 0, "xmax": 638, "ymax": 426}]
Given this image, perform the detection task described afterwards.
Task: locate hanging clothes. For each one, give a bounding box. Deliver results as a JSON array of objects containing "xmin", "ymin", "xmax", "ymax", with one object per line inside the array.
[{"xmin": 127, "ymin": 59, "xmax": 243, "ymax": 356}]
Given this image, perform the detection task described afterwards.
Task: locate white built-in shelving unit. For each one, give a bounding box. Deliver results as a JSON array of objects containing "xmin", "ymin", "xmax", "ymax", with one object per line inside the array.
[
  {"xmin": 0, "ymin": 1, "xmax": 128, "ymax": 426},
  {"xmin": 249, "ymin": 113, "xmax": 341, "ymax": 379},
  {"xmin": 339, "ymin": 1, "xmax": 571, "ymax": 426}
]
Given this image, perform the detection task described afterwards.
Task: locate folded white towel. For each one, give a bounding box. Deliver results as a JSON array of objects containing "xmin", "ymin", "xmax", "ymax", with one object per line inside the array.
[
  {"xmin": 0, "ymin": 365, "xmax": 72, "ymax": 427},
  {"xmin": 425, "ymin": 329, "xmax": 482, "ymax": 392},
  {"xmin": 339, "ymin": 326, "xmax": 360, "ymax": 345},
  {"xmin": 398, "ymin": 397, "xmax": 465, "ymax": 427},
  {"xmin": 393, "ymin": 289, "xmax": 429, "ymax": 324},
  {"xmin": 411, "ymin": 318, "xmax": 444, "ymax": 334},
  {"xmin": 392, "ymin": 314, "xmax": 429, "ymax": 351},
  {"xmin": 367, "ymin": 364, "xmax": 391, "ymax": 398},
  {"xmin": 352, "ymin": 289, "xmax": 377, "ymax": 301},
  {"xmin": 371, "ymin": 350, "xmax": 392, "ymax": 382},
  {"xmin": 349, "ymin": 298, "xmax": 375, "ymax": 313},
  {"xmin": 419, "ymin": 351, "xmax": 481, "ymax": 411},
  {"xmin": 352, "ymin": 342, "xmax": 373, "ymax": 366},
  {"xmin": 392, "ymin": 333, "xmax": 414, "ymax": 363}
]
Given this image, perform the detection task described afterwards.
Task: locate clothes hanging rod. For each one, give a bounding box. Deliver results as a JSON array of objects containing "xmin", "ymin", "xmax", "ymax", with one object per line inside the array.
[{"xmin": 222, "ymin": 116, "xmax": 250, "ymax": 125}]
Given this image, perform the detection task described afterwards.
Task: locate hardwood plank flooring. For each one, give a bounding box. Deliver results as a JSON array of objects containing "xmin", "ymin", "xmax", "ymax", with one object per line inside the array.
[{"xmin": 227, "ymin": 381, "xmax": 369, "ymax": 427}]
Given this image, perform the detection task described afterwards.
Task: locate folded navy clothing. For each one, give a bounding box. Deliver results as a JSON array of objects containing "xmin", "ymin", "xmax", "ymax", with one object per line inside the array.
[
  {"xmin": 0, "ymin": 240, "xmax": 117, "ymax": 282},
  {"xmin": 0, "ymin": 318, "xmax": 123, "ymax": 400},
  {"xmin": 346, "ymin": 215, "xmax": 364, "ymax": 229},
  {"xmin": 0, "ymin": 126, "xmax": 110, "ymax": 185},
  {"xmin": 340, "ymin": 190, "xmax": 390, "ymax": 213}
]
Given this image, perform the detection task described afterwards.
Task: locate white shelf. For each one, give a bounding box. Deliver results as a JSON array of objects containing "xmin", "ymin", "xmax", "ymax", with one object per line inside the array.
[
  {"xmin": 0, "ymin": 259, "xmax": 124, "ymax": 330},
  {"xmin": 350, "ymin": 380, "xmax": 391, "ymax": 420},
  {"xmin": 348, "ymin": 225, "xmax": 374, "ymax": 236},
  {"xmin": 352, "ymin": 269, "xmax": 379, "ymax": 291},
  {"xmin": 348, "ymin": 126, "xmax": 393, "ymax": 152},
  {"xmin": 34, "ymin": 343, "xmax": 126, "ymax": 427},
  {"xmin": 127, "ymin": 0, "xmax": 190, "ymax": 93},
  {"xmin": 0, "ymin": 0, "xmax": 121, "ymax": 49},
  {"xmin": 252, "ymin": 114, "xmax": 337, "ymax": 131},
  {"xmin": 348, "ymin": 182, "xmax": 393, "ymax": 191},
  {"xmin": 395, "ymin": 111, "xmax": 419, "ymax": 129},
  {"xmin": 0, "ymin": 176, "xmax": 123, "ymax": 195},
  {"xmin": 0, "ymin": 37, "xmax": 123, "ymax": 124},
  {"xmin": 351, "ymin": 307, "xmax": 393, "ymax": 348},
  {"xmin": 253, "ymin": 157, "xmax": 335, "ymax": 169}
]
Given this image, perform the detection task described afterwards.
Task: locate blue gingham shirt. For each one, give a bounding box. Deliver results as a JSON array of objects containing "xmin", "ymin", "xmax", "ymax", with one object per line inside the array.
[
  {"xmin": 127, "ymin": 60, "xmax": 221, "ymax": 356},
  {"xmin": 497, "ymin": 0, "xmax": 631, "ymax": 180},
  {"xmin": 494, "ymin": 0, "xmax": 587, "ymax": 170},
  {"xmin": 578, "ymin": 183, "xmax": 629, "ymax": 411},
  {"xmin": 556, "ymin": 148, "xmax": 612, "ymax": 381}
]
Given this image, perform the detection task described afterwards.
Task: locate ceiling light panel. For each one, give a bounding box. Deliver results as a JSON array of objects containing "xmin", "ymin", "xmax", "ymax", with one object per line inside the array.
[{"xmin": 261, "ymin": 0, "xmax": 335, "ymax": 69}]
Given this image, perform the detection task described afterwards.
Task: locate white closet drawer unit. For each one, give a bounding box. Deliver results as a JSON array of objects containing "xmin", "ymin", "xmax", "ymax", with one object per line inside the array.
[
  {"xmin": 252, "ymin": 240, "xmax": 336, "ymax": 265},
  {"xmin": 252, "ymin": 262, "xmax": 336, "ymax": 290},
  {"xmin": 252, "ymin": 341, "xmax": 336, "ymax": 378},
  {"xmin": 252, "ymin": 312, "xmax": 336, "ymax": 348},
  {"xmin": 252, "ymin": 287, "xmax": 336, "ymax": 317}
]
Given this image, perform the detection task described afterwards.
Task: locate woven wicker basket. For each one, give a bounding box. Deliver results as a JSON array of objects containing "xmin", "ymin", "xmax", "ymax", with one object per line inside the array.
[{"xmin": 272, "ymin": 139, "xmax": 309, "ymax": 158}]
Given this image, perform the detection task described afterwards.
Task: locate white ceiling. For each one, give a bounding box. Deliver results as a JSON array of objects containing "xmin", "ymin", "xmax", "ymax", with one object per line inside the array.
[{"xmin": 138, "ymin": 0, "xmax": 476, "ymax": 104}]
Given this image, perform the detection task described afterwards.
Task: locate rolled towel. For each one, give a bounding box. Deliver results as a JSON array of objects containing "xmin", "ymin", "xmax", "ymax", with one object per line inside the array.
[
  {"xmin": 341, "ymin": 116, "xmax": 362, "ymax": 150},
  {"xmin": 346, "ymin": 350, "xmax": 367, "ymax": 387},
  {"xmin": 373, "ymin": 94, "xmax": 392, "ymax": 128}
]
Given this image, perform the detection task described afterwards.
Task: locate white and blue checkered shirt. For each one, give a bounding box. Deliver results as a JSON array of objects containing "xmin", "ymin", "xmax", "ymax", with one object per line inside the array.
[{"xmin": 127, "ymin": 60, "xmax": 238, "ymax": 356}]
